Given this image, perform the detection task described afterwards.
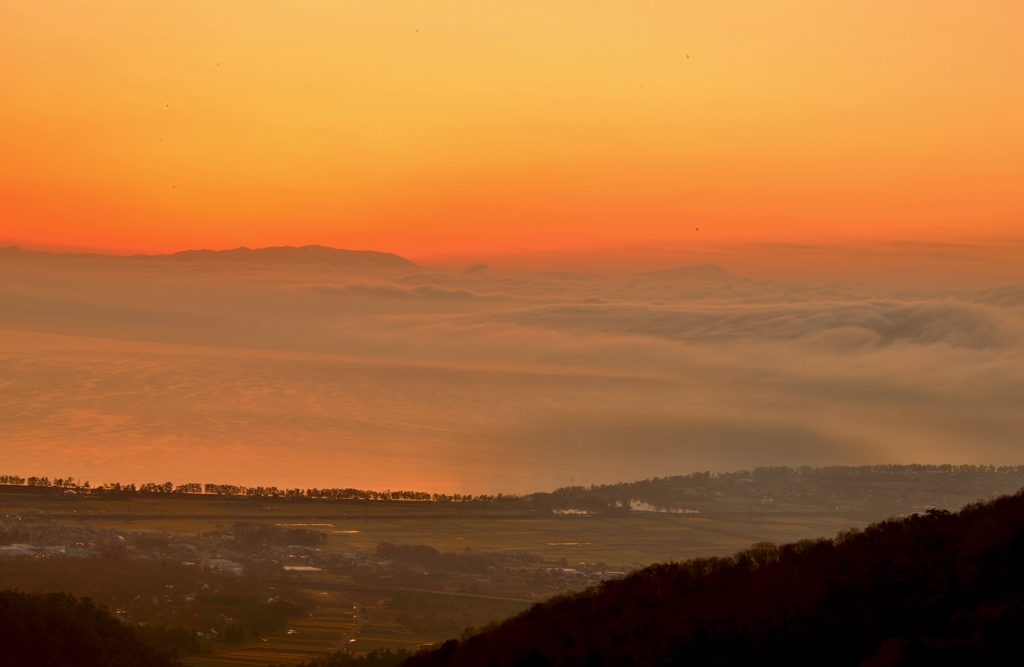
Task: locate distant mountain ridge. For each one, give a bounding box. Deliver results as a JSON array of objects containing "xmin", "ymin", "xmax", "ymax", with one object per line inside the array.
[
  {"xmin": 153, "ymin": 244, "xmax": 415, "ymax": 269},
  {"xmin": 0, "ymin": 244, "xmax": 415, "ymax": 269}
]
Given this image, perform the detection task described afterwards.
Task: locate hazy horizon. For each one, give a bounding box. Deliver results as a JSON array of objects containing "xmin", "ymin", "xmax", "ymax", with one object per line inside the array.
[{"xmin": 3, "ymin": 238, "xmax": 1023, "ymax": 290}]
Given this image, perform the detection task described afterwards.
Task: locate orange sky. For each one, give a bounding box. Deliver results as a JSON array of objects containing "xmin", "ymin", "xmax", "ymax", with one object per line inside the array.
[{"xmin": 1, "ymin": 1, "xmax": 1022, "ymax": 268}]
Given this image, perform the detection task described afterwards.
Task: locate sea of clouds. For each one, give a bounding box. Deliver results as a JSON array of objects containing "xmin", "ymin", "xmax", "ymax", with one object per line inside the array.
[{"xmin": 1, "ymin": 254, "xmax": 1021, "ymax": 493}]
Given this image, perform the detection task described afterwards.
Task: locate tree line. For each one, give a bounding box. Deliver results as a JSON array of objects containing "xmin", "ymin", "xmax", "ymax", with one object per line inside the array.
[
  {"xmin": 0, "ymin": 473, "xmax": 508, "ymax": 503},
  {"xmin": 3, "ymin": 464, "xmax": 1023, "ymax": 509}
]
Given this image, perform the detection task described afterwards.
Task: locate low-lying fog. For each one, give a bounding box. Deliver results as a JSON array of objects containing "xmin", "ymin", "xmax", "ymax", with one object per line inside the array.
[{"xmin": 2, "ymin": 248, "xmax": 1022, "ymax": 493}]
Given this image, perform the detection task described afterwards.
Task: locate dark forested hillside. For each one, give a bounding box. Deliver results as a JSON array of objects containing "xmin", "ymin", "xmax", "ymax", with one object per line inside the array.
[
  {"xmin": 0, "ymin": 590, "xmax": 178, "ymax": 667},
  {"xmin": 403, "ymin": 491, "xmax": 1024, "ymax": 666},
  {"xmin": 530, "ymin": 465, "xmax": 1024, "ymax": 514}
]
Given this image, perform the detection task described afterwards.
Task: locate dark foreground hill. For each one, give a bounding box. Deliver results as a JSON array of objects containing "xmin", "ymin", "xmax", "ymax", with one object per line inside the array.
[
  {"xmin": 404, "ymin": 492, "xmax": 1024, "ymax": 667},
  {"xmin": 0, "ymin": 590, "xmax": 178, "ymax": 667}
]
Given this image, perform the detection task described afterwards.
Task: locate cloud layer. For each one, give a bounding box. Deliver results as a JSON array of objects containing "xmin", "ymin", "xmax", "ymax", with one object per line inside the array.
[{"xmin": 1, "ymin": 255, "xmax": 1022, "ymax": 492}]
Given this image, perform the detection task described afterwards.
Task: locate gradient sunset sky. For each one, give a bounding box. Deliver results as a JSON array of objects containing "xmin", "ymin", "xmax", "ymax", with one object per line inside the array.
[{"xmin": 2, "ymin": 1, "xmax": 1022, "ymax": 275}]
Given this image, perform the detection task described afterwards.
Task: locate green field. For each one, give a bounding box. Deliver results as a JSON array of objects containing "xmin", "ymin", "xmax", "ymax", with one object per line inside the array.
[
  {"xmin": 185, "ymin": 589, "xmax": 358, "ymax": 667},
  {"xmin": 0, "ymin": 490, "xmax": 909, "ymax": 565}
]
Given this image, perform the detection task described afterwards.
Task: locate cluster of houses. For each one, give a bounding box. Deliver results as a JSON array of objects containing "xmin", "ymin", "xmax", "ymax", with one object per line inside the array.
[
  {"xmin": 2, "ymin": 512, "xmax": 633, "ymax": 601},
  {"xmin": 0, "ymin": 516, "xmax": 111, "ymax": 559}
]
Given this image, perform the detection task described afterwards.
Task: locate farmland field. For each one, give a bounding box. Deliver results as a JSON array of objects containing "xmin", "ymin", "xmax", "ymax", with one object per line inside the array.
[{"xmin": 0, "ymin": 490, "xmax": 959, "ymax": 565}]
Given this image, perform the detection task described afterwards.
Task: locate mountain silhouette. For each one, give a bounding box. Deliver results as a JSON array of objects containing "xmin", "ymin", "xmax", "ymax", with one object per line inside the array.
[
  {"xmin": 155, "ymin": 245, "xmax": 415, "ymax": 269},
  {"xmin": 0, "ymin": 244, "xmax": 415, "ymax": 269}
]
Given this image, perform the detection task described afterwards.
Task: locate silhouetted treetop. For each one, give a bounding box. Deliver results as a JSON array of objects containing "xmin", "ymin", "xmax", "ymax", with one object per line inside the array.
[{"xmin": 0, "ymin": 590, "xmax": 179, "ymax": 667}]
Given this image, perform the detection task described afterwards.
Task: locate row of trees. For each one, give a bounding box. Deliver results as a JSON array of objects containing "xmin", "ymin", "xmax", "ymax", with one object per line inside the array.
[
  {"xmin": 203, "ymin": 485, "xmax": 507, "ymax": 502},
  {"xmin": 4, "ymin": 464, "xmax": 1023, "ymax": 507},
  {"xmin": 0, "ymin": 475, "xmax": 87, "ymax": 488},
  {"xmin": 0, "ymin": 473, "xmax": 502, "ymax": 503}
]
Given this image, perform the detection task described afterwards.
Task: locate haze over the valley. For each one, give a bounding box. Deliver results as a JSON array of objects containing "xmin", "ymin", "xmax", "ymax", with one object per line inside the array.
[{"xmin": 2, "ymin": 245, "xmax": 1021, "ymax": 493}]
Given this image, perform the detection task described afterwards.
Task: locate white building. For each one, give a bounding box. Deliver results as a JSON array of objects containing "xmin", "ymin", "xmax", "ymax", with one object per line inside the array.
[{"xmin": 207, "ymin": 558, "xmax": 245, "ymax": 576}]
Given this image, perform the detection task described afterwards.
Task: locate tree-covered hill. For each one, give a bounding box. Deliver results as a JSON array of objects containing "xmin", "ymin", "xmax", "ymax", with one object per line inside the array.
[
  {"xmin": 0, "ymin": 590, "xmax": 178, "ymax": 667},
  {"xmin": 403, "ymin": 491, "xmax": 1024, "ymax": 666}
]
